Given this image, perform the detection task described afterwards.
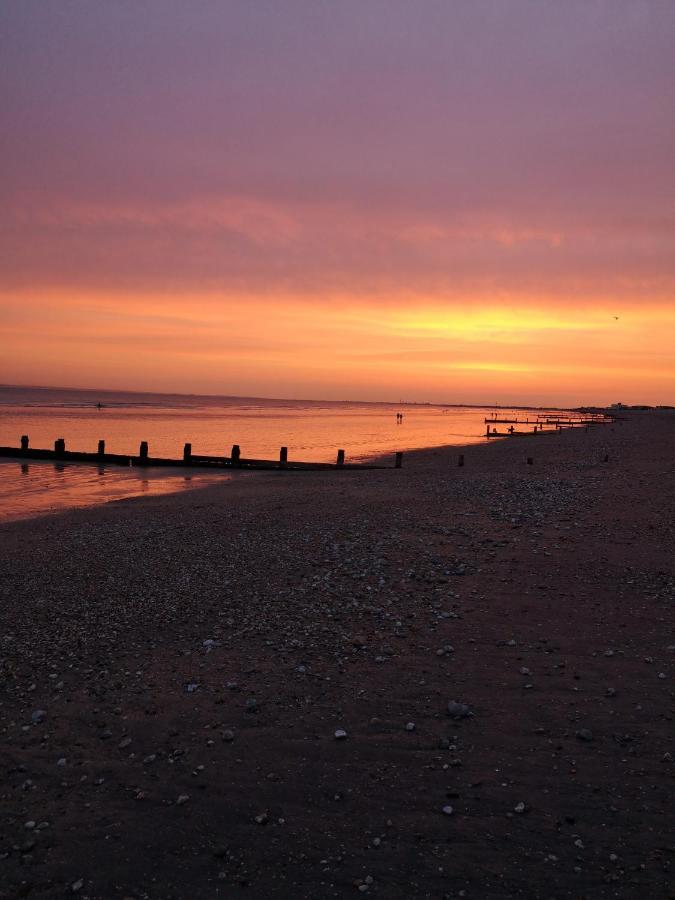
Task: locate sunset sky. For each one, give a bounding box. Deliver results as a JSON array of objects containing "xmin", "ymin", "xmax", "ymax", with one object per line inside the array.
[{"xmin": 1, "ymin": 1, "xmax": 674, "ymax": 405}]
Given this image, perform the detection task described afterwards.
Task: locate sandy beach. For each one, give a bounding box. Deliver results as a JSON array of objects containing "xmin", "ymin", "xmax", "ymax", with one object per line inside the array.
[{"xmin": 1, "ymin": 411, "xmax": 672, "ymax": 899}]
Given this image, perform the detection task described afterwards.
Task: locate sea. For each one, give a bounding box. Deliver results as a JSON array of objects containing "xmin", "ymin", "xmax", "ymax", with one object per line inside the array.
[{"xmin": 0, "ymin": 385, "xmax": 559, "ymax": 523}]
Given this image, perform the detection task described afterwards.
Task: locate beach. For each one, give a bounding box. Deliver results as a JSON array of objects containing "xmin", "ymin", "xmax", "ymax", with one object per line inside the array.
[{"xmin": 0, "ymin": 411, "xmax": 672, "ymax": 899}]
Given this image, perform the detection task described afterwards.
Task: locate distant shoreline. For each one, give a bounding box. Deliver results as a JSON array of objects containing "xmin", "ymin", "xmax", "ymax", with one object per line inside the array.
[{"xmin": 2, "ymin": 381, "xmax": 661, "ymax": 410}]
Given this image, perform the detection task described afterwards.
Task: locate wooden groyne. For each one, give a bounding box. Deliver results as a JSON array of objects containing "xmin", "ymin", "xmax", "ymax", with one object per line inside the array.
[
  {"xmin": 0, "ymin": 437, "xmax": 402, "ymax": 471},
  {"xmin": 484, "ymin": 413, "xmax": 614, "ymax": 438}
]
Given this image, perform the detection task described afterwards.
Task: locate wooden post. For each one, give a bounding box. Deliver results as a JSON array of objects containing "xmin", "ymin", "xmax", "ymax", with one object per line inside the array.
[
  {"xmin": 279, "ymin": 446, "xmax": 288, "ymax": 467},
  {"xmin": 231, "ymin": 444, "xmax": 241, "ymax": 466},
  {"xmin": 97, "ymin": 440, "xmax": 105, "ymax": 457},
  {"xmin": 527, "ymin": 456, "xmax": 533, "ymax": 465},
  {"xmin": 20, "ymin": 435, "xmax": 29, "ymax": 451},
  {"xmin": 395, "ymin": 451, "xmax": 403, "ymax": 468},
  {"xmin": 486, "ymin": 424, "xmax": 490, "ymax": 437},
  {"xmin": 458, "ymin": 454, "xmax": 464, "ymax": 467},
  {"xmin": 336, "ymin": 449, "xmax": 345, "ymax": 466},
  {"xmin": 139, "ymin": 441, "xmax": 148, "ymax": 462},
  {"xmin": 183, "ymin": 442, "xmax": 192, "ymax": 463},
  {"xmin": 54, "ymin": 438, "xmax": 65, "ymax": 456},
  {"xmin": 604, "ymin": 453, "xmax": 609, "ymax": 463}
]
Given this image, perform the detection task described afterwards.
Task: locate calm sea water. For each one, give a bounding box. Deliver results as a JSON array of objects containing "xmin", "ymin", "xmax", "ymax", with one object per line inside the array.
[{"xmin": 0, "ymin": 385, "xmax": 556, "ymax": 522}]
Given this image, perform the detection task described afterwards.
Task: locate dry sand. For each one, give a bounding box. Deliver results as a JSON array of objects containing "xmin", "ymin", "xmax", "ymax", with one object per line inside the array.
[{"xmin": 0, "ymin": 412, "xmax": 673, "ymax": 899}]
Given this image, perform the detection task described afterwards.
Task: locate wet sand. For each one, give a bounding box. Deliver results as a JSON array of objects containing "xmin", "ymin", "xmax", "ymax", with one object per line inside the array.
[{"xmin": 0, "ymin": 412, "xmax": 673, "ymax": 899}]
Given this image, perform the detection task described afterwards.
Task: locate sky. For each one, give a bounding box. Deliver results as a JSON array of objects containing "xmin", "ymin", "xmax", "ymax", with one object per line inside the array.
[{"xmin": 1, "ymin": 1, "xmax": 674, "ymax": 405}]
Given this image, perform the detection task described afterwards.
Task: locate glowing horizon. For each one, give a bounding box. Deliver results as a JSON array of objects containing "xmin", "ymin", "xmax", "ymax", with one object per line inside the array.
[{"xmin": 1, "ymin": 3, "xmax": 674, "ymax": 405}]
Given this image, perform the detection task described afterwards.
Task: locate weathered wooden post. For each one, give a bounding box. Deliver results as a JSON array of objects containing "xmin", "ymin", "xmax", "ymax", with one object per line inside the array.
[
  {"xmin": 336, "ymin": 449, "xmax": 345, "ymax": 466},
  {"xmin": 231, "ymin": 444, "xmax": 241, "ymax": 466},
  {"xmin": 54, "ymin": 438, "xmax": 65, "ymax": 456},
  {"xmin": 183, "ymin": 442, "xmax": 192, "ymax": 464},
  {"xmin": 458, "ymin": 454, "xmax": 464, "ymax": 467},
  {"xmin": 279, "ymin": 446, "xmax": 288, "ymax": 468},
  {"xmin": 395, "ymin": 451, "xmax": 403, "ymax": 468},
  {"xmin": 20, "ymin": 435, "xmax": 29, "ymax": 451},
  {"xmin": 97, "ymin": 440, "xmax": 105, "ymax": 457},
  {"xmin": 139, "ymin": 441, "xmax": 148, "ymax": 463}
]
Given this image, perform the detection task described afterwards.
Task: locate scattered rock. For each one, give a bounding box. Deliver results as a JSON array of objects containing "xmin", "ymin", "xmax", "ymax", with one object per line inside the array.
[{"xmin": 447, "ymin": 701, "xmax": 472, "ymax": 719}]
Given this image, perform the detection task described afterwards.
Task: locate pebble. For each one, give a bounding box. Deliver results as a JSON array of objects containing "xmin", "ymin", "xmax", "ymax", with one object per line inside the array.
[
  {"xmin": 176, "ymin": 794, "xmax": 190, "ymax": 805},
  {"xmin": 576, "ymin": 728, "xmax": 593, "ymax": 742},
  {"xmin": 56, "ymin": 758, "xmax": 67, "ymax": 767},
  {"xmin": 186, "ymin": 682, "xmax": 199, "ymax": 693},
  {"xmin": 31, "ymin": 709, "xmax": 46, "ymax": 724},
  {"xmin": 245, "ymin": 698, "xmax": 258, "ymax": 713},
  {"xmin": 71, "ymin": 880, "xmax": 84, "ymax": 893},
  {"xmin": 447, "ymin": 701, "xmax": 472, "ymax": 719},
  {"xmin": 334, "ymin": 729, "xmax": 348, "ymax": 740},
  {"xmin": 222, "ymin": 729, "xmax": 235, "ymax": 742},
  {"xmin": 405, "ymin": 722, "xmax": 415, "ymax": 731},
  {"xmin": 514, "ymin": 802, "xmax": 526, "ymax": 814},
  {"xmin": 442, "ymin": 805, "xmax": 454, "ymax": 816}
]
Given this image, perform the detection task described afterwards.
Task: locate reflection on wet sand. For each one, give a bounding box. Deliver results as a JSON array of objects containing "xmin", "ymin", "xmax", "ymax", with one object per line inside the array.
[{"xmin": 0, "ymin": 460, "xmax": 230, "ymax": 523}]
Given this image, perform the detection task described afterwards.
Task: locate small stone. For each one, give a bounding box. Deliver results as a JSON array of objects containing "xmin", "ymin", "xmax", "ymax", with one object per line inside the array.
[
  {"xmin": 71, "ymin": 880, "xmax": 84, "ymax": 893},
  {"xmin": 186, "ymin": 682, "xmax": 199, "ymax": 693},
  {"xmin": 254, "ymin": 813, "xmax": 268, "ymax": 825},
  {"xmin": 176, "ymin": 794, "xmax": 190, "ymax": 805},
  {"xmin": 442, "ymin": 805, "xmax": 454, "ymax": 816},
  {"xmin": 31, "ymin": 710, "xmax": 46, "ymax": 724},
  {"xmin": 245, "ymin": 699, "xmax": 258, "ymax": 713},
  {"xmin": 405, "ymin": 722, "xmax": 415, "ymax": 732},
  {"xmin": 24, "ymin": 821, "xmax": 36, "ymax": 830},
  {"xmin": 222, "ymin": 729, "xmax": 235, "ymax": 742},
  {"xmin": 519, "ymin": 667, "xmax": 531, "ymax": 676},
  {"xmin": 334, "ymin": 729, "xmax": 348, "ymax": 740},
  {"xmin": 56, "ymin": 758, "xmax": 67, "ymax": 767},
  {"xmin": 514, "ymin": 802, "xmax": 526, "ymax": 814},
  {"xmin": 576, "ymin": 729, "xmax": 593, "ymax": 742},
  {"xmin": 118, "ymin": 737, "xmax": 132, "ymax": 749},
  {"xmin": 604, "ymin": 650, "xmax": 615, "ymax": 657},
  {"xmin": 447, "ymin": 701, "xmax": 472, "ymax": 719}
]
